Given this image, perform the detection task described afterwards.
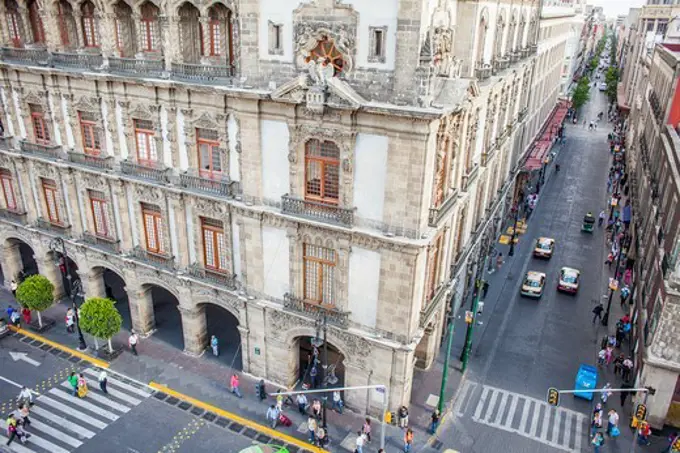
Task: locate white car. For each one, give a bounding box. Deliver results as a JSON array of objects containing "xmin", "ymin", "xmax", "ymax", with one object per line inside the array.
[{"xmin": 599, "ymin": 82, "xmax": 607, "ymax": 91}]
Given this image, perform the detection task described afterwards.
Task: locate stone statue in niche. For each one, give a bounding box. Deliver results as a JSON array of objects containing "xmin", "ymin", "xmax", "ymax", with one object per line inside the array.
[{"xmin": 433, "ymin": 27, "xmax": 454, "ymax": 76}]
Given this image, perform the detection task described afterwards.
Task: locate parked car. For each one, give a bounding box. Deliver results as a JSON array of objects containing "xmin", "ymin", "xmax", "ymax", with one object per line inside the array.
[
  {"xmin": 0, "ymin": 317, "xmax": 9, "ymax": 339},
  {"xmin": 599, "ymin": 82, "xmax": 607, "ymax": 91}
]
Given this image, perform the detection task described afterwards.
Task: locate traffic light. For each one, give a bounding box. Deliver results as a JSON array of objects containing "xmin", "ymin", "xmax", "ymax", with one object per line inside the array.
[
  {"xmin": 635, "ymin": 403, "xmax": 647, "ymax": 421},
  {"xmin": 547, "ymin": 387, "xmax": 560, "ymax": 407}
]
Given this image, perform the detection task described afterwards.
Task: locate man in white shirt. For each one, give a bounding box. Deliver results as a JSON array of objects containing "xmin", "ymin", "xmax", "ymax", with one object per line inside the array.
[
  {"xmin": 355, "ymin": 431, "xmax": 366, "ymax": 453},
  {"xmin": 17, "ymin": 387, "xmax": 33, "ymax": 405}
]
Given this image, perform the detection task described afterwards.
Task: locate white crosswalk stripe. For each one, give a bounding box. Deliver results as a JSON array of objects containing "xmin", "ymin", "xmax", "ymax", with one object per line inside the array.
[
  {"xmin": 3, "ymin": 368, "xmax": 152, "ymax": 453},
  {"xmin": 464, "ymin": 383, "xmax": 589, "ymax": 452}
]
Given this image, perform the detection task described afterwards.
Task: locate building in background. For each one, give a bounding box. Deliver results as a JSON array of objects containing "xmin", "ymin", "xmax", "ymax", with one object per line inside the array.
[{"xmin": 0, "ymin": 0, "xmax": 577, "ymax": 413}]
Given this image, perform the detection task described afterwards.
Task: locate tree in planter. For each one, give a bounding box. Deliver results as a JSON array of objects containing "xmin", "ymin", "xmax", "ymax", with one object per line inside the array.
[
  {"xmin": 572, "ymin": 76, "xmax": 591, "ymax": 112},
  {"xmin": 16, "ymin": 275, "xmax": 54, "ymax": 328},
  {"xmin": 78, "ymin": 298, "xmax": 122, "ymax": 353}
]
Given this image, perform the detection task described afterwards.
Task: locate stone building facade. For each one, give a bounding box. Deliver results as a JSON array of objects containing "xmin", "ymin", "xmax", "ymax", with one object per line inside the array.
[{"xmin": 0, "ymin": 0, "xmax": 577, "ymax": 413}]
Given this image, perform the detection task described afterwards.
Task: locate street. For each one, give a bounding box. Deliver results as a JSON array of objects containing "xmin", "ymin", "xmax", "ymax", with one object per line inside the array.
[{"xmin": 437, "ymin": 86, "xmax": 636, "ymax": 453}]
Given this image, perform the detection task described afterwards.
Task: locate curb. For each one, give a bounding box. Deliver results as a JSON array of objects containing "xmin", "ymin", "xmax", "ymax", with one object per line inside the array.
[{"xmin": 149, "ymin": 382, "xmax": 328, "ymax": 453}]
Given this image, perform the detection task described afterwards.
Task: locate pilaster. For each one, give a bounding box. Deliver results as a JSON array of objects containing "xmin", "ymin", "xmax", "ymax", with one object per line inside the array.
[
  {"xmin": 81, "ymin": 266, "xmax": 106, "ymax": 299},
  {"xmin": 125, "ymin": 271, "xmax": 155, "ymax": 335}
]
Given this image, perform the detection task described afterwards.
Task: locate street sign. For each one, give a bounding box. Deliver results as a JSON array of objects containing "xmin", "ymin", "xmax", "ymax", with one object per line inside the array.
[
  {"xmin": 9, "ymin": 351, "xmax": 41, "ymax": 367},
  {"xmin": 465, "ymin": 311, "xmax": 474, "ymax": 324}
]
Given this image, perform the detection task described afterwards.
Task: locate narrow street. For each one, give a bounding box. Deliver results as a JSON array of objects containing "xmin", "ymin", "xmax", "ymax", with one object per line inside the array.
[{"xmin": 438, "ymin": 86, "xmax": 637, "ymax": 452}]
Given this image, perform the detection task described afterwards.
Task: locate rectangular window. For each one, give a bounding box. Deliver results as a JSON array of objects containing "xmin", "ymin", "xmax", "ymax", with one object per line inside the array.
[
  {"xmin": 82, "ymin": 16, "xmax": 98, "ymax": 47},
  {"xmin": 201, "ymin": 218, "xmax": 229, "ymax": 272},
  {"xmin": 197, "ymin": 128, "xmax": 222, "ymax": 177},
  {"xmin": 30, "ymin": 105, "xmax": 50, "ymax": 145},
  {"xmin": 114, "ymin": 18, "xmax": 124, "ymax": 53},
  {"xmin": 79, "ymin": 111, "xmax": 102, "ymax": 155},
  {"xmin": 369, "ymin": 27, "xmax": 387, "ymax": 62},
  {"xmin": 89, "ymin": 191, "xmax": 110, "ymax": 238},
  {"xmin": 209, "ymin": 20, "xmax": 221, "ymax": 56},
  {"xmin": 305, "ymin": 139, "xmax": 340, "ymax": 204},
  {"xmin": 135, "ymin": 119, "xmax": 157, "ymax": 164},
  {"xmin": 268, "ymin": 21, "xmax": 283, "ymax": 55},
  {"xmin": 303, "ymin": 244, "xmax": 336, "ymax": 305},
  {"xmin": 424, "ymin": 234, "xmax": 444, "ymax": 302},
  {"xmin": 141, "ymin": 18, "xmax": 157, "ymax": 51},
  {"xmin": 7, "ymin": 12, "xmax": 21, "ymax": 46},
  {"xmin": 0, "ymin": 169, "xmax": 17, "ymax": 211},
  {"xmin": 42, "ymin": 179, "xmax": 62, "ymax": 224},
  {"xmin": 142, "ymin": 204, "xmax": 164, "ymax": 254}
]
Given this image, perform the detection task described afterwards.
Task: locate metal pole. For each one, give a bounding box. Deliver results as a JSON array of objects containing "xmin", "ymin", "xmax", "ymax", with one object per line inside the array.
[
  {"xmin": 380, "ymin": 386, "xmax": 388, "ymax": 450},
  {"xmin": 321, "ymin": 315, "xmax": 328, "ymax": 429},
  {"xmin": 50, "ymin": 238, "xmax": 86, "ymax": 350},
  {"xmin": 508, "ymin": 204, "xmax": 520, "ymax": 256},
  {"xmin": 460, "ymin": 252, "xmax": 488, "ymax": 371},
  {"xmin": 602, "ymin": 239, "xmax": 625, "ymax": 326},
  {"xmin": 437, "ymin": 291, "xmax": 456, "ymax": 414}
]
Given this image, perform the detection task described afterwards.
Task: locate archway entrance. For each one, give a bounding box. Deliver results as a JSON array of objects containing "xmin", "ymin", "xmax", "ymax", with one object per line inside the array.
[
  {"xmin": 148, "ymin": 285, "xmax": 184, "ymax": 349},
  {"xmin": 295, "ymin": 336, "xmax": 345, "ymax": 390},
  {"xmin": 19, "ymin": 241, "xmax": 38, "ymax": 277},
  {"xmin": 58, "ymin": 256, "xmax": 79, "ymax": 296},
  {"xmin": 100, "ymin": 268, "xmax": 130, "ymax": 330},
  {"xmin": 203, "ymin": 303, "xmax": 241, "ymax": 370}
]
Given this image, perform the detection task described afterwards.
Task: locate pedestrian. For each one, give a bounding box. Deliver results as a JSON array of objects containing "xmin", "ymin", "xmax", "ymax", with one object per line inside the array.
[
  {"xmin": 620, "ymin": 285, "xmax": 630, "ymax": 307},
  {"xmin": 307, "ymin": 416, "xmax": 316, "ymax": 443},
  {"xmin": 266, "ymin": 405, "xmax": 279, "ymax": 429},
  {"xmin": 637, "ymin": 421, "xmax": 651, "ymax": 445},
  {"xmin": 98, "ymin": 370, "xmax": 108, "ymax": 394},
  {"xmin": 597, "ymin": 348, "xmax": 607, "ymax": 367},
  {"xmin": 309, "ymin": 364, "xmax": 318, "ymax": 389},
  {"xmin": 77, "ymin": 373, "xmax": 88, "ymax": 398},
  {"xmin": 230, "ymin": 374, "xmax": 242, "ymax": 398},
  {"xmin": 6, "ymin": 304, "xmax": 15, "ymax": 319},
  {"xmin": 10, "ymin": 309, "xmax": 20, "ymax": 327},
  {"xmin": 481, "ymin": 280, "xmax": 490, "ymax": 299},
  {"xmin": 362, "ymin": 418, "xmax": 372, "ymax": 442},
  {"xmin": 601, "ymin": 383, "xmax": 612, "ymax": 404},
  {"xmin": 332, "ymin": 390, "xmax": 344, "ymax": 414},
  {"xmin": 315, "ymin": 425, "xmax": 327, "ymax": 448},
  {"xmin": 312, "ymin": 399, "xmax": 321, "ymax": 419},
  {"xmin": 275, "ymin": 389, "xmax": 284, "ymax": 411},
  {"xmin": 16, "ymin": 403, "xmax": 31, "ymax": 428},
  {"xmin": 598, "ymin": 210, "xmax": 605, "ymax": 226},
  {"xmin": 17, "ymin": 387, "xmax": 33, "ymax": 406},
  {"xmin": 296, "ymin": 393, "xmax": 308, "ymax": 415},
  {"xmin": 622, "ymin": 357, "xmax": 633, "ymax": 382},
  {"xmin": 404, "ymin": 428, "xmax": 414, "ymax": 452},
  {"xmin": 10, "ymin": 279, "xmax": 17, "ymax": 297},
  {"xmin": 496, "ymin": 252, "xmax": 504, "ymax": 271},
  {"xmin": 430, "ymin": 408, "xmax": 440, "ymax": 434},
  {"xmin": 613, "ymin": 353, "xmax": 624, "ymax": 375},
  {"xmin": 355, "ymin": 430, "xmax": 366, "ymax": 453},
  {"xmin": 256, "ymin": 379, "xmax": 266, "ymax": 401},
  {"xmin": 592, "ymin": 303, "xmax": 604, "ymax": 324},
  {"xmin": 128, "ymin": 331, "xmax": 138, "ymax": 356},
  {"xmin": 591, "ymin": 404, "xmax": 603, "ymax": 435},
  {"xmin": 606, "ymin": 409, "xmax": 619, "ymax": 436},
  {"xmin": 398, "ymin": 405, "xmax": 409, "ymax": 429},
  {"xmin": 210, "ymin": 335, "xmax": 219, "ymax": 356},
  {"xmin": 68, "ymin": 372, "xmax": 78, "ymax": 397},
  {"xmin": 5, "ymin": 414, "xmax": 17, "ymax": 446},
  {"xmin": 591, "ymin": 431, "xmax": 605, "ymax": 452},
  {"xmin": 65, "ymin": 308, "xmax": 75, "ymax": 333},
  {"xmin": 21, "ymin": 307, "xmax": 31, "ymax": 325},
  {"xmin": 662, "ymin": 432, "xmax": 678, "ymax": 453}
]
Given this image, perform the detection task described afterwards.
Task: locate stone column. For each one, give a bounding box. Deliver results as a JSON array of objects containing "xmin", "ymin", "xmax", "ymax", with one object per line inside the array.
[
  {"xmin": 124, "ymin": 271, "xmax": 155, "ymax": 335},
  {"xmin": 110, "ymin": 180, "xmax": 129, "ymax": 251},
  {"xmin": 161, "ymin": 15, "xmax": 180, "ymax": 71},
  {"xmin": 171, "ymin": 193, "xmax": 188, "ymax": 268},
  {"xmin": 179, "ymin": 304, "xmax": 207, "ymax": 356},
  {"xmin": 99, "ymin": 13, "xmax": 116, "ymax": 58},
  {"xmin": 237, "ymin": 325, "xmax": 250, "ymax": 373},
  {"xmin": 414, "ymin": 323, "xmax": 437, "ymax": 370},
  {"xmin": 19, "ymin": 7, "xmax": 32, "ymax": 44},
  {"xmin": 40, "ymin": 9, "xmax": 60, "ymax": 50},
  {"xmin": 81, "ymin": 267, "xmax": 105, "ymax": 299},
  {"xmin": 104, "ymin": 97, "xmax": 119, "ymax": 157},
  {"xmin": 165, "ymin": 106, "xmax": 179, "ymax": 168},
  {"xmin": 2, "ymin": 243, "xmax": 23, "ymax": 288},
  {"xmin": 34, "ymin": 255, "xmax": 66, "ymax": 300}
]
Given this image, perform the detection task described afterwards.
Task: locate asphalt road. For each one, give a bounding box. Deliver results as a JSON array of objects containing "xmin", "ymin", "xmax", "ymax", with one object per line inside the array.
[{"xmin": 439, "ymin": 86, "xmax": 621, "ymax": 453}]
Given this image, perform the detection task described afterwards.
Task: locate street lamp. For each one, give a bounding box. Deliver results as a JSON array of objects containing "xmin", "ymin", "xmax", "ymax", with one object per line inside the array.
[
  {"xmin": 508, "ymin": 203, "xmax": 520, "ymax": 257},
  {"xmin": 311, "ymin": 314, "xmax": 329, "ymax": 429},
  {"xmin": 49, "ymin": 238, "xmax": 87, "ymax": 350},
  {"xmin": 602, "ymin": 236, "xmax": 628, "ymax": 327}
]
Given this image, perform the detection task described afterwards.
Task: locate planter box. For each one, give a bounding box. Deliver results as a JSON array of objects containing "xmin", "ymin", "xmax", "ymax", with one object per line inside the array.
[
  {"xmin": 94, "ymin": 344, "xmax": 123, "ymax": 361},
  {"xmin": 27, "ymin": 316, "xmax": 55, "ymax": 333}
]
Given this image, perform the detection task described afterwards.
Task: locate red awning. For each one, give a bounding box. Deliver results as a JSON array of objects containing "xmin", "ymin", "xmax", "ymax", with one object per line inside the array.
[{"xmin": 524, "ymin": 140, "xmax": 552, "ymax": 171}]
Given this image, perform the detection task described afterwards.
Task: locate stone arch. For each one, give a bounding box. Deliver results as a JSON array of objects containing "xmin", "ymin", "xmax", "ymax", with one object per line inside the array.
[
  {"xmin": 283, "ymin": 325, "xmax": 353, "ymax": 366},
  {"xmin": 137, "ymin": 276, "xmax": 181, "ymax": 302},
  {"xmin": 284, "ymin": 326, "xmax": 350, "ymax": 390},
  {"xmin": 193, "ymin": 294, "xmax": 241, "ymax": 324},
  {"xmin": 195, "ymin": 296, "xmax": 242, "ymax": 368}
]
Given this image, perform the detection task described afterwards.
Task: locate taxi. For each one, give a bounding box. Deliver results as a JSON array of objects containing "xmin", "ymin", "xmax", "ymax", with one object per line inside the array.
[
  {"xmin": 533, "ymin": 237, "xmax": 555, "ymax": 259},
  {"xmin": 521, "ymin": 271, "xmax": 546, "ymax": 298},
  {"xmin": 558, "ymin": 267, "xmax": 581, "ymax": 293}
]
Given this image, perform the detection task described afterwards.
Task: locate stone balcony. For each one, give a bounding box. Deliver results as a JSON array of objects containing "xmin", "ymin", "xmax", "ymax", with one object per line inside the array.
[
  {"xmin": 171, "ymin": 62, "xmax": 234, "ymax": 83},
  {"xmin": 509, "ymin": 51, "xmax": 520, "ymax": 63},
  {"xmin": 120, "ymin": 160, "xmax": 170, "ymax": 184},
  {"xmin": 475, "ymin": 63, "xmax": 492, "ymax": 81},
  {"xmin": 129, "ymin": 246, "xmax": 175, "ymax": 270},
  {"xmin": 0, "ymin": 136, "xmax": 14, "ymax": 150},
  {"xmin": 179, "ymin": 170, "xmax": 240, "ymax": 198},
  {"xmin": 108, "ymin": 57, "xmax": 165, "ymax": 78},
  {"xmin": 35, "ymin": 217, "xmax": 71, "ymax": 235},
  {"xmin": 19, "ymin": 140, "xmax": 65, "ymax": 160},
  {"xmin": 462, "ymin": 164, "xmax": 480, "ymax": 192},
  {"xmin": 419, "ymin": 284, "xmax": 448, "ymax": 328},
  {"xmin": 283, "ymin": 293, "xmax": 350, "ymax": 328},
  {"xmin": 187, "ymin": 263, "xmax": 237, "ymax": 290},
  {"xmin": 0, "ymin": 208, "xmax": 27, "ymax": 224},
  {"xmin": 520, "ymin": 48, "xmax": 530, "ymax": 59},
  {"xmin": 492, "ymin": 57, "xmax": 510, "ymax": 74},
  {"xmin": 80, "ymin": 232, "xmax": 121, "ymax": 254},
  {"xmin": 52, "ymin": 52, "xmax": 103, "ymax": 71},
  {"xmin": 67, "ymin": 151, "xmax": 114, "ymax": 171},
  {"xmin": 0, "ymin": 47, "xmax": 50, "ymax": 66},
  {"xmin": 428, "ymin": 189, "xmax": 460, "ymax": 227},
  {"xmin": 281, "ymin": 194, "xmax": 354, "ymax": 228}
]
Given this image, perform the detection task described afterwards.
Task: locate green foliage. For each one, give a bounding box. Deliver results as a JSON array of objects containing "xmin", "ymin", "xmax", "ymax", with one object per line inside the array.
[
  {"xmin": 78, "ymin": 297, "xmax": 122, "ymax": 341},
  {"xmin": 605, "ymin": 67, "xmax": 619, "ymax": 101},
  {"xmin": 16, "ymin": 275, "xmax": 54, "ymax": 312},
  {"xmin": 572, "ymin": 77, "xmax": 591, "ymax": 111}
]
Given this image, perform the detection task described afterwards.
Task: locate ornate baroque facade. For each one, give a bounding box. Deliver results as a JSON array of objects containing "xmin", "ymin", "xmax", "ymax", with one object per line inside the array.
[{"xmin": 0, "ymin": 0, "xmax": 577, "ymax": 412}]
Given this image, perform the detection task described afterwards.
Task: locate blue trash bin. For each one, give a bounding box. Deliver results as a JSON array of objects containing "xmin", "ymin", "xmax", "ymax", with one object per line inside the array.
[{"xmin": 574, "ymin": 364, "xmax": 598, "ymax": 401}]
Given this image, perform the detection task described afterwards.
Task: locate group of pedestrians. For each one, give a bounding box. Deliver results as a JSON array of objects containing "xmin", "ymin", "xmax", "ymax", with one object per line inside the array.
[{"xmin": 6, "ymin": 304, "xmax": 30, "ymax": 328}]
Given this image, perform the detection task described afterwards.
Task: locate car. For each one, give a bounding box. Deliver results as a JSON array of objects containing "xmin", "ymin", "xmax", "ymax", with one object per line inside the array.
[
  {"xmin": 533, "ymin": 237, "xmax": 555, "ymax": 259},
  {"xmin": 599, "ymin": 82, "xmax": 607, "ymax": 91},
  {"xmin": 558, "ymin": 267, "xmax": 581, "ymax": 293},
  {"xmin": 521, "ymin": 271, "xmax": 546, "ymax": 298},
  {"xmin": 239, "ymin": 446, "xmax": 289, "ymax": 453}
]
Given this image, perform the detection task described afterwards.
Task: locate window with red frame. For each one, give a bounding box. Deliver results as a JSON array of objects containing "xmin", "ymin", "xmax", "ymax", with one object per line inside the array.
[
  {"xmin": 57, "ymin": 0, "xmax": 75, "ymax": 48},
  {"xmin": 0, "ymin": 169, "xmax": 17, "ymax": 211},
  {"xmin": 303, "ymin": 244, "xmax": 336, "ymax": 305},
  {"xmin": 79, "ymin": 111, "xmax": 102, "ymax": 155},
  {"xmin": 424, "ymin": 233, "xmax": 444, "ymax": 302},
  {"xmin": 201, "ymin": 218, "xmax": 228, "ymax": 272},
  {"xmin": 139, "ymin": 2, "xmax": 159, "ymax": 52},
  {"xmin": 42, "ymin": 179, "xmax": 62, "ymax": 224},
  {"xmin": 142, "ymin": 203, "xmax": 164, "ymax": 254},
  {"xmin": 30, "ymin": 104, "xmax": 50, "ymax": 145},
  {"xmin": 134, "ymin": 119, "xmax": 157, "ymax": 164},
  {"xmin": 5, "ymin": 0, "xmax": 22, "ymax": 47},
  {"xmin": 89, "ymin": 191, "xmax": 111, "ymax": 238},
  {"xmin": 207, "ymin": 4, "xmax": 230, "ymax": 57},
  {"xmin": 197, "ymin": 129, "xmax": 222, "ymax": 178},
  {"xmin": 81, "ymin": 1, "xmax": 98, "ymax": 47},
  {"xmin": 28, "ymin": 0, "xmax": 44, "ymax": 44},
  {"xmin": 304, "ymin": 139, "xmax": 339, "ymax": 204}
]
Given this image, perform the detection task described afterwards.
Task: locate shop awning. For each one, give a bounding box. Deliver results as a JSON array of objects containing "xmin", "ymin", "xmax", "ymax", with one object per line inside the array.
[
  {"xmin": 524, "ymin": 141, "xmax": 552, "ymax": 171},
  {"xmin": 617, "ymin": 82, "xmax": 630, "ymax": 111}
]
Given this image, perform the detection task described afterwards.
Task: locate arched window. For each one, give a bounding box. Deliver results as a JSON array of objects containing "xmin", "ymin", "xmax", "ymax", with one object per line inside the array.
[
  {"xmin": 57, "ymin": 0, "xmax": 77, "ymax": 49},
  {"xmin": 305, "ymin": 139, "xmax": 340, "ymax": 204},
  {"xmin": 207, "ymin": 3, "xmax": 233, "ymax": 65},
  {"xmin": 81, "ymin": 1, "xmax": 98, "ymax": 47},
  {"xmin": 5, "ymin": 0, "xmax": 23, "ymax": 47},
  {"xmin": 139, "ymin": 2, "xmax": 160, "ymax": 52},
  {"xmin": 27, "ymin": 0, "xmax": 44, "ymax": 44},
  {"xmin": 114, "ymin": 1, "xmax": 135, "ymax": 56},
  {"xmin": 476, "ymin": 17, "xmax": 487, "ymax": 64},
  {"xmin": 178, "ymin": 2, "xmax": 202, "ymax": 63},
  {"xmin": 494, "ymin": 17, "xmax": 505, "ymax": 58},
  {"xmin": 307, "ymin": 36, "xmax": 344, "ymax": 76}
]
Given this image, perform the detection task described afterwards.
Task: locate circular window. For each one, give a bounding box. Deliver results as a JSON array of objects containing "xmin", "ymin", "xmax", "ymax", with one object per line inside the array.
[{"xmin": 307, "ymin": 36, "xmax": 344, "ymax": 76}]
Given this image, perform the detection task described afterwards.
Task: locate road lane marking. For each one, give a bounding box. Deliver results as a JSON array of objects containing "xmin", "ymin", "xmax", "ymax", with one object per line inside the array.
[
  {"xmin": 473, "ymin": 386, "xmax": 489, "ymax": 420},
  {"xmin": 38, "ymin": 395, "xmax": 108, "ymax": 429},
  {"xmin": 8, "ymin": 326, "xmax": 109, "ymax": 368},
  {"xmin": 492, "ymin": 392, "xmax": 509, "ymax": 425},
  {"xmin": 0, "ymin": 419, "xmax": 70, "ymax": 453},
  {"xmin": 26, "ymin": 418, "xmax": 84, "ymax": 448},
  {"xmin": 574, "ymin": 414, "xmax": 583, "ymax": 451},
  {"xmin": 31, "ymin": 406, "xmax": 96, "ymax": 438},
  {"xmin": 453, "ymin": 380, "xmax": 471, "ymax": 416},
  {"xmin": 0, "ymin": 436, "xmax": 37, "ymax": 453},
  {"xmin": 540, "ymin": 405, "xmax": 550, "ymax": 442},
  {"xmin": 82, "ymin": 368, "xmax": 150, "ymax": 398},
  {"xmin": 48, "ymin": 388, "xmax": 119, "ymax": 421},
  {"xmin": 9, "ymin": 351, "xmax": 41, "ymax": 367},
  {"xmin": 60, "ymin": 381, "xmax": 130, "ymax": 413},
  {"xmin": 518, "ymin": 398, "xmax": 530, "ymax": 434},
  {"xmin": 529, "ymin": 402, "xmax": 540, "ymax": 437},
  {"xmin": 563, "ymin": 410, "xmax": 572, "ymax": 448},
  {"xmin": 484, "ymin": 389, "xmax": 499, "ymax": 423},
  {"xmin": 551, "ymin": 408, "xmax": 563, "ymax": 444},
  {"xmin": 506, "ymin": 393, "xmax": 519, "ymax": 428}
]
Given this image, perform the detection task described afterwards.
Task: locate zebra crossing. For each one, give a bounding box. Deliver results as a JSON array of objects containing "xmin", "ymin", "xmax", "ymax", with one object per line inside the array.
[
  {"xmin": 2, "ymin": 368, "xmax": 153, "ymax": 453},
  {"xmin": 455, "ymin": 381, "xmax": 589, "ymax": 452}
]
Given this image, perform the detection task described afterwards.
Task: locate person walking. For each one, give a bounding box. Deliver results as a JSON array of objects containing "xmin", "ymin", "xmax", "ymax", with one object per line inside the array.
[
  {"xmin": 210, "ymin": 335, "xmax": 219, "ymax": 356},
  {"xmin": 266, "ymin": 405, "xmax": 279, "ymax": 429},
  {"xmin": 315, "ymin": 425, "xmax": 327, "ymax": 448},
  {"xmin": 98, "ymin": 370, "xmax": 108, "ymax": 394},
  {"xmin": 17, "ymin": 387, "xmax": 33, "ymax": 406},
  {"xmin": 592, "ymin": 303, "xmax": 604, "ymax": 324},
  {"xmin": 16, "ymin": 403, "xmax": 31, "ymax": 428},
  {"xmin": 496, "ymin": 253, "xmax": 504, "ymax": 272},
  {"xmin": 591, "ymin": 431, "xmax": 605, "ymax": 452},
  {"xmin": 620, "ymin": 286, "xmax": 630, "ymax": 308},
  {"xmin": 230, "ymin": 374, "xmax": 242, "ymax": 398},
  {"xmin": 622, "ymin": 357, "xmax": 634, "ymax": 382},
  {"xmin": 68, "ymin": 372, "xmax": 78, "ymax": 397},
  {"xmin": 21, "ymin": 307, "xmax": 31, "ymax": 325},
  {"xmin": 601, "ymin": 383, "xmax": 612, "ymax": 404},
  {"xmin": 398, "ymin": 405, "xmax": 409, "ymax": 429},
  {"xmin": 5, "ymin": 414, "xmax": 18, "ymax": 446},
  {"xmin": 10, "ymin": 279, "xmax": 17, "ymax": 297},
  {"xmin": 128, "ymin": 332, "xmax": 138, "ymax": 356},
  {"xmin": 606, "ymin": 409, "xmax": 619, "ymax": 436},
  {"xmin": 307, "ymin": 416, "xmax": 316, "ymax": 443},
  {"xmin": 296, "ymin": 393, "xmax": 308, "ymax": 415},
  {"xmin": 77, "ymin": 373, "xmax": 88, "ymax": 398},
  {"xmin": 65, "ymin": 308, "xmax": 75, "ymax": 333},
  {"xmin": 355, "ymin": 431, "xmax": 366, "ymax": 453},
  {"xmin": 362, "ymin": 418, "xmax": 372, "ymax": 443},
  {"xmin": 332, "ymin": 390, "xmax": 344, "ymax": 414},
  {"xmin": 404, "ymin": 428, "xmax": 414, "ymax": 452},
  {"xmin": 430, "ymin": 408, "xmax": 441, "ymax": 434},
  {"xmin": 10, "ymin": 309, "xmax": 20, "ymax": 327},
  {"xmin": 598, "ymin": 210, "xmax": 606, "ymax": 227}
]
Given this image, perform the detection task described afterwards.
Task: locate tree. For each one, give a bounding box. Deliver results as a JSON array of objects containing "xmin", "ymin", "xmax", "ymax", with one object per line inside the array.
[
  {"xmin": 78, "ymin": 297, "xmax": 122, "ymax": 353},
  {"xmin": 605, "ymin": 66, "xmax": 619, "ymax": 101},
  {"xmin": 572, "ymin": 77, "xmax": 591, "ymax": 112},
  {"xmin": 16, "ymin": 275, "xmax": 54, "ymax": 328}
]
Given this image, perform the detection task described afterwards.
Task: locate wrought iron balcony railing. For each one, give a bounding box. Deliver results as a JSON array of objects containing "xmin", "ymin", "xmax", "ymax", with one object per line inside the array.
[
  {"xmin": 0, "ymin": 47, "xmax": 50, "ymax": 65},
  {"xmin": 35, "ymin": 217, "xmax": 71, "ymax": 235},
  {"xmin": 428, "ymin": 189, "xmax": 460, "ymax": 227},
  {"xmin": 283, "ymin": 293, "xmax": 350, "ymax": 328},
  {"xmin": 281, "ymin": 194, "xmax": 354, "ymax": 227},
  {"xmin": 0, "ymin": 208, "xmax": 27, "ymax": 224},
  {"xmin": 108, "ymin": 57, "xmax": 165, "ymax": 77},
  {"xmin": 187, "ymin": 263, "xmax": 237, "ymax": 290},
  {"xmin": 67, "ymin": 151, "xmax": 114, "ymax": 170},
  {"xmin": 120, "ymin": 160, "xmax": 170, "ymax": 184},
  {"xmin": 129, "ymin": 246, "xmax": 175, "ymax": 270},
  {"xmin": 51, "ymin": 52, "xmax": 103, "ymax": 70},
  {"xmin": 179, "ymin": 170, "xmax": 241, "ymax": 198},
  {"xmin": 171, "ymin": 63, "xmax": 234, "ymax": 83},
  {"xmin": 419, "ymin": 284, "xmax": 448, "ymax": 328},
  {"xmin": 81, "ymin": 232, "xmax": 121, "ymax": 254},
  {"xmin": 475, "ymin": 63, "xmax": 492, "ymax": 80},
  {"xmin": 19, "ymin": 141, "xmax": 65, "ymax": 160}
]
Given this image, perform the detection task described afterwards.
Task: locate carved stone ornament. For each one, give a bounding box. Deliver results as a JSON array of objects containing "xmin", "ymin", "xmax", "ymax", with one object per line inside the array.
[
  {"xmin": 192, "ymin": 112, "xmax": 220, "ymax": 130},
  {"xmin": 135, "ymin": 267, "xmax": 180, "ymax": 298},
  {"xmin": 23, "ymin": 90, "xmax": 47, "ymax": 106},
  {"xmin": 133, "ymin": 185, "xmax": 164, "ymax": 204},
  {"xmin": 193, "ymin": 198, "xmax": 228, "ymax": 218},
  {"xmin": 269, "ymin": 309, "xmax": 306, "ymax": 341},
  {"xmin": 74, "ymin": 96, "xmax": 101, "ymax": 113},
  {"xmin": 80, "ymin": 172, "xmax": 108, "ymax": 189},
  {"xmin": 432, "ymin": 27, "xmax": 455, "ymax": 77},
  {"xmin": 129, "ymin": 103, "xmax": 158, "ymax": 121},
  {"xmin": 294, "ymin": 23, "xmax": 355, "ymax": 72}
]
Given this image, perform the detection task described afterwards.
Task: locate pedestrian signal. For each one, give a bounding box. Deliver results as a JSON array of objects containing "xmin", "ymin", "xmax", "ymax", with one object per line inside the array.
[
  {"xmin": 547, "ymin": 387, "xmax": 560, "ymax": 407},
  {"xmin": 635, "ymin": 403, "xmax": 647, "ymax": 421}
]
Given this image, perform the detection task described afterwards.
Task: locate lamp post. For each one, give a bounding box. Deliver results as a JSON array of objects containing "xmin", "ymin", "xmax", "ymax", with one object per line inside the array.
[
  {"xmin": 49, "ymin": 238, "xmax": 87, "ymax": 351},
  {"xmin": 508, "ymin": 203, "xmax": 520, "ymax": 257},
  {"xmin": 602, "ymin": 237, "xmax": 627, "ymax": 327},
  {"xmin": 460, "ymin": 239, "xmax": 489, "ymax": 371},
  {"xmin": 311, "ymin": 313, "xmax": 329, "ymax": 429}
]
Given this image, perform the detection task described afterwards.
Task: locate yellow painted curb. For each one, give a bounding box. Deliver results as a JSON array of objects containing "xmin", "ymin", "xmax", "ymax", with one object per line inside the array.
[
  {"xmin": 9, "ymin": 325, "xmax": 110, "ymax": 369},
  {"xmin": 149, "ymin": 382, "xmax": 328, "ymax": 453}
]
